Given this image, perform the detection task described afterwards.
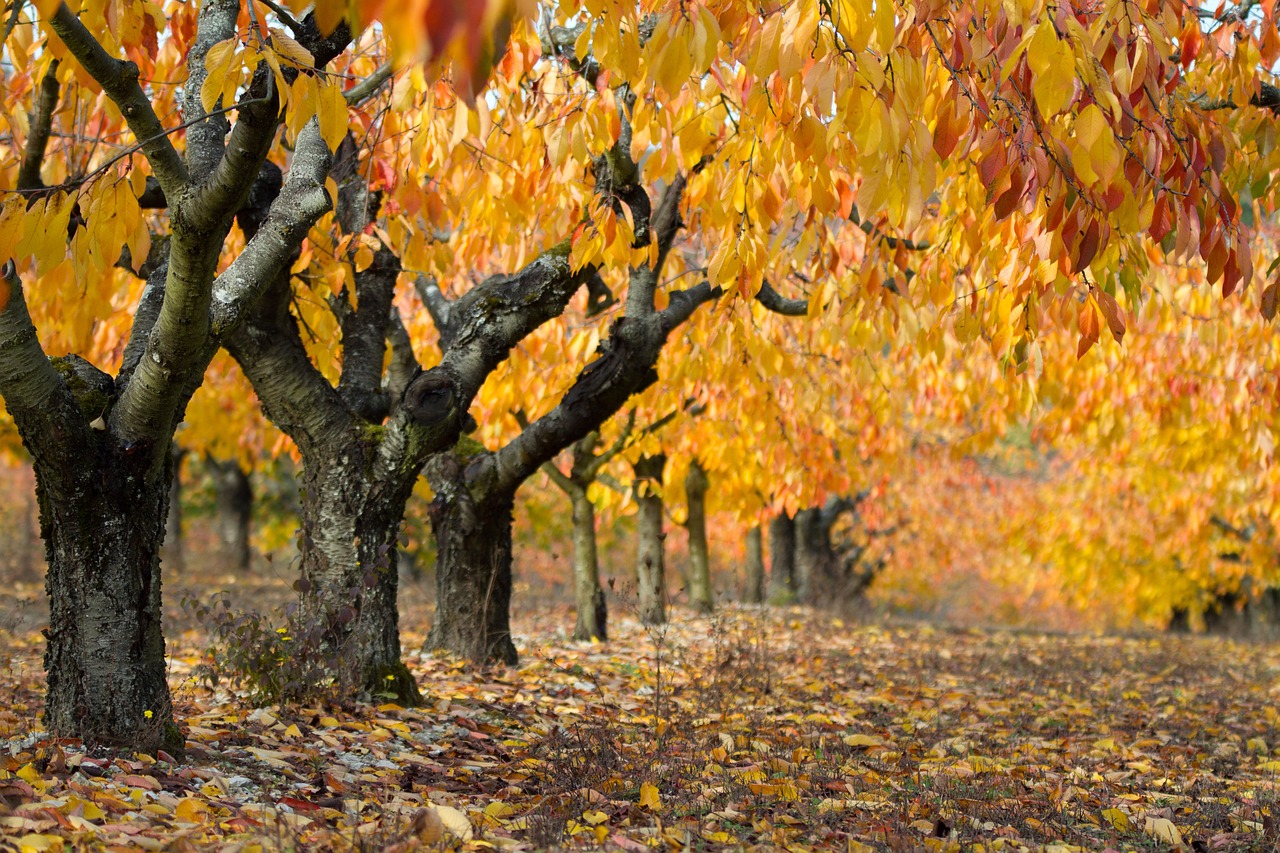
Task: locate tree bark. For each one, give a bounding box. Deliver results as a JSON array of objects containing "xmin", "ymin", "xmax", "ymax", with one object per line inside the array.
[
  {"xmin": 634, "ymin": 454, "xmax": 667, "ymax": 625},
  {"xmin": 684, "ymin": 461, "xmax": 712, "ymax": 613},
  {"xmin": 768, "ymin": 511, "xmax": 796, "ymax": 604},
  {"xmin": 570, "ymin": 488, "xmax": 607, "ymax": 641},
  {"xmin": 744, "ymin": 524, "xmax": 764, "ymax": 604},
  {"xmin": 424, "ymin": 446, "xmax": 518, "ymax": 665},
  {"xmin": 295, "ymin": 434, "xmax": 424, "ymax": 704},
  {"xmin": 210, "ymin": 457, "xmax": 252, "ymax": 571},
  {"xmin": 38, "ymin": 438, "xmax": 180, "ymax": 752}
]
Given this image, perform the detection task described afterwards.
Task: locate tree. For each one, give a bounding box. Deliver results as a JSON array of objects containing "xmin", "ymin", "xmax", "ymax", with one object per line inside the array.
[
  {"xmin": 0, "ymin": 0, "xmax": 353, "ymax": 747},
  {"xmin": 539, "ymin": 425, "xmax": 634, "ymax": 641}
]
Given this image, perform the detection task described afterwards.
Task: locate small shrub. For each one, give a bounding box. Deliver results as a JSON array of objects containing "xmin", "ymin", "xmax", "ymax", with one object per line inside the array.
[{"xmin": 183, "ymin": 588, "xmax": 354, "ymax": 706}]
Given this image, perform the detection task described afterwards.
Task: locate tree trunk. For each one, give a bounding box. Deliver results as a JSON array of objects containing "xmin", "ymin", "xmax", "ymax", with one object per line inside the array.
[
  {"xmin": 570, "ymin": 488, "xmax": 607, "ymax": 641},
  {"xmin": 634, "ymin": 454, "xmax": 667, "ymax": 625},
  {"xmin": 425, "ymin": 447, "xmax": 519, "ymax": 665},
  {"xmin": 211, "ymin": 457, "xmax": 252, "ymax": 571},
  {"xmin": 684, "ymin": 461, "xmax": 712, "ymax": 613},
  {"xmin": 744, "ymin": 524, "xmax": 764, "ymax": 604},
  {"xmin": 768, "ymin": 511, "xmax": 796, "ymax": 604},
  {"xmin": 163, "ymin": 446, "xmax": 186, "ymax": 573},
  {"xmin": 296, "ymin": 441, "xmax": 422, "ymax": 704},
  {"xmin": 793, "ymin": 508, "xmax": 822, "ymax": 605},
  {"xmin": 38, "ymin": 444, "xmax": 180, "ymax": 752}
]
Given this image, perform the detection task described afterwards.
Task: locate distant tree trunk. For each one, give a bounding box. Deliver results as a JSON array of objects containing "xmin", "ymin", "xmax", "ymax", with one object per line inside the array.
[
  {"xmin": 794, "ymin": 508, "xmax": 826, "ymax": 604},
  {"xmin": 424, "ymin": 446, "xmax": 519, "ymax": 665},
  {"xmin": 163, "ymin": 446, "xmax": 186, "ymax": 573},
  {"xmin": 768, "ymin": 511, "xmax": 796, "ymax": 603},
  {"xmin": 570, "ymin": 488, "xmax": 607, "ymax": 641},
  {"xmin": 685, "ymin": 460, "xmax": 712, "ymax": 613},
  {"xmin": 744, "ymin": 525, "xmax": 764, "ymax": 604},
  {"xmin": 634, "ymin": 454, "xmax": 667, "ymax": 625},
  {"xmin": 540, "ymin": 430, "xmax": 620, "ymax": 643},
  {"xmin": 210, "ymin": 457, "xmax": 252, "ymax": 571}
]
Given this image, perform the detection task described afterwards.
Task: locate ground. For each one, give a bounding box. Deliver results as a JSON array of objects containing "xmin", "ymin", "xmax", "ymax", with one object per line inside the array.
[{"xmin": 2, "ymin": 577, "xmax": 1280, "ymax": 852}]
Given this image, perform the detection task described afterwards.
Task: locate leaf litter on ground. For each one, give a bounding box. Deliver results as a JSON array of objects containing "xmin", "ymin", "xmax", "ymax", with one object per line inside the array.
[{"xmin": 2, "ymin": 600, "xmax": 1280, "ymax": 851}]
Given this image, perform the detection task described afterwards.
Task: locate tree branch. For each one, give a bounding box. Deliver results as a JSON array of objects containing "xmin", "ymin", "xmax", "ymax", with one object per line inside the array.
[
  {"xmin": 0, "ymin": 262, "xmax": 88, "ymax": 458},
  {"xmin": 345, "ymin": 61, "xmax": 394, "ymax": 105},
  {"xmin": 385, "ymin": 306, "xmax": 421, "ymax": 400},
  {"xmin": 401, "ymin": 243, "xmax": 594, "ymax": 426},
  {"xmin": 118, "ymin": 258, "xmax": 169, "ymax": 388},
  {"xmin": 337, "ymin": 246, "xmax": 398, "ymax": 421},
  {"xmin": 224, "ymin": 272, "xmax": 354, "ymax": 457},
  {"xmin": 181, "ymin": 0, "xmax": 239, "ymax": 182},
  {"xmin": 16, "ymin": 61, "xmax": 60, "ymax": 192},
  {"xmin": 210, "ymin": 119, "xmax": 334, "ymax": 337},
  {"xmin": 186, "ymin": 63, "xmax": 282, "ymax": 231},
  {"xmin": 755, "ymin": 278, "xmax": 809, "ymax": 316},
  {"xmin": 1, "ymin": 0, "xmax": 21, "ymax": 46},
  {"xmin": 415, "ymin": 275, "xmax": 453, "ymax": 339},
  {"xmin": 49, "ymin": 3, "xmax": 189, "ymax": 197},
  {"xmin": 659, "ymin": 281, "xmax": 721, "ymax": 329}
]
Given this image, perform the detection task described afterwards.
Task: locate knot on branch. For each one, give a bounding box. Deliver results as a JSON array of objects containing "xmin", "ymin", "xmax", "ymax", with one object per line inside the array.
[{"xmin": 403, "ymin": 370, "xmax": 459, "ymax": 428}]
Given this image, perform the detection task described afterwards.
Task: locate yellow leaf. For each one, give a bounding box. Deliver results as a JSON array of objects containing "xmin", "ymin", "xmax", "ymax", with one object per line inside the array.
[
  {"xmin": 639, "ymin": 781, "xmax": 662, "ymax": 810},
  {"xmin": 16, "ymin": 834, "xmax": 63, "ymax": 853},
  {"xmin": 582, "ymin": 809, "xmax": 609, "ymax": 825},
  {"xmin": 0, "ymin": 195, "xmax": 22, "ymax": 269},
  {"xmin": 201, "ymin": 38, "xmax": 240, "ymax": 115},
  {"xmin": 1144, "ymin": 816, "xmax": 1183, "ymax": 846},
  {"xmin": 1101, "ymin": 808, "xmax": 1130, "ymax": 831},
  {"xmin": 485, "ymin": 801, "xmax": 515, "ymax": 819},
  {"xmin": 841, "ymin": 734, "xmax": 886, "ymax": 748},
  {"xmin": 433, "ymin": 805, "xmax": 473, "ymax": 841},
  {"xmin": 270, "ymin": 28, "xmax": 314, "ymax": 68},
  {"xmin": 1026, "ymin": 24, "xmax": 1074, "ymax": 116},
  {"xmin": 16, "ymin": 763, "xmax": 40, "ymax": 783},
  {"xmin": 317, "ymin": 79, "xmax": 348, "ymax": 152}
]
